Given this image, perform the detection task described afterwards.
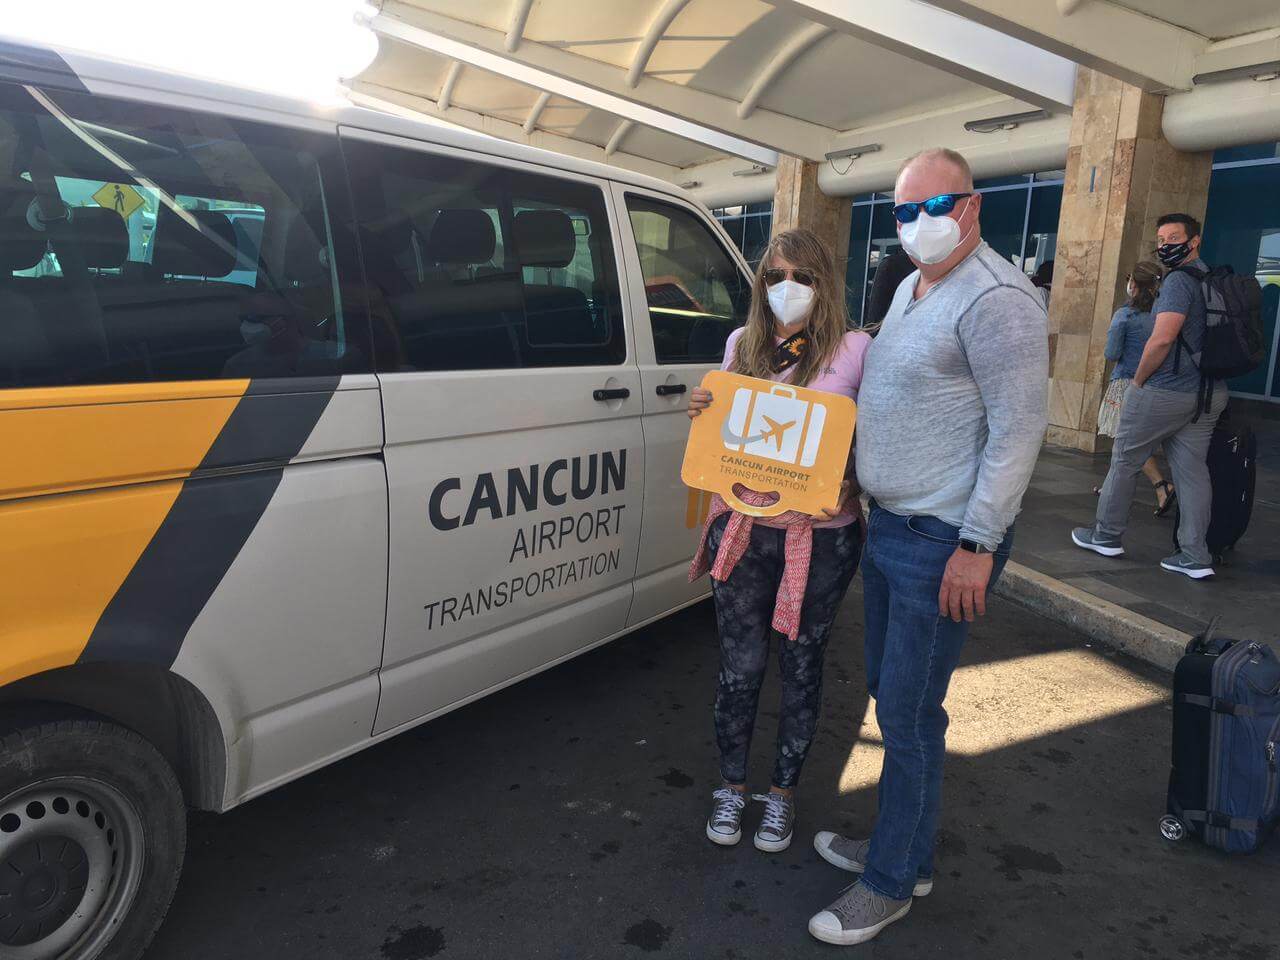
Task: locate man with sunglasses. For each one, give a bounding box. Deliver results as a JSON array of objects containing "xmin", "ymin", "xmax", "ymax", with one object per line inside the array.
[{"xmin": 808, "ymin": 148, "xmax": 1048, "ymax": 946}]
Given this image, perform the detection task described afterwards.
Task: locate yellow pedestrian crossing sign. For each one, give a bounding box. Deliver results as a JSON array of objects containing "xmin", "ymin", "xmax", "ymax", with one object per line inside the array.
[{"xmin": 92, "ymin": 182, "xmax": 145, "ymax": 220}]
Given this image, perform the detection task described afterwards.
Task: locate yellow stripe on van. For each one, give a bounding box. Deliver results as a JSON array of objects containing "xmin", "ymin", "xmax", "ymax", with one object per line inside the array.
[
  {"xmin": 0, "ymin": 380, "xmax": 250, "ymax": 685},
  {"xmin": 0, "ymin": 380, "xmax": 250, "ymax": 501},
  {"xmin": 0, "ymin": 480, "xmax": 187, "ymax": 686}
]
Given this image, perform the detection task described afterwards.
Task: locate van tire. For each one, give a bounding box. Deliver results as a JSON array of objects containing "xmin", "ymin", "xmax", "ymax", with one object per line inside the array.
[{"xmin": 0, "ymin": 716, "xmax": 187, "ymax": 960}]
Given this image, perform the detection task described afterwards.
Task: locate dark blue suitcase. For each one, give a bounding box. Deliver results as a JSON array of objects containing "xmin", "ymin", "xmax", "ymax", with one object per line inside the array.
[{"xmin": 1162, "ymin": 620, "xmax": 1280, "ymax": 853}]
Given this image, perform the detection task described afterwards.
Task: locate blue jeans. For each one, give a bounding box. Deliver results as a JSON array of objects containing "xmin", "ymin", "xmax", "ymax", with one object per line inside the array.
[{"xmin": 860, "ymin": 505, "xmax": 1012, "ymax": 901}]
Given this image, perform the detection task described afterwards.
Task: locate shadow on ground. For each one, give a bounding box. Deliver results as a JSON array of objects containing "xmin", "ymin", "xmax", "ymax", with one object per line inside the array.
[{"xmin": 147, "ymin": 587, "xmax": 1280, "ymax": 960}]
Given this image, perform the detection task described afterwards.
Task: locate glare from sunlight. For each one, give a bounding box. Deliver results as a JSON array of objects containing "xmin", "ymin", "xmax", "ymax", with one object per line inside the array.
[{"xmin": 3, "ymin": 0, "xmax": 379, "ymax": 104}]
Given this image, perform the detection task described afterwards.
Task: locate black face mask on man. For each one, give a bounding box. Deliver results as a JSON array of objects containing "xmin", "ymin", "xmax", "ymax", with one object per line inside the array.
[{"xmin": 1156, "ymin": 240, "xmax": 1192, "ymax": 268}]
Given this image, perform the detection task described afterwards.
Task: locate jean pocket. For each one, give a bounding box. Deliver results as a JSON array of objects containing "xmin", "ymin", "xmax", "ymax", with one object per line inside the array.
[{"xmin": 905, "ymin": 514, "xmax": 961, "ymax": 546}]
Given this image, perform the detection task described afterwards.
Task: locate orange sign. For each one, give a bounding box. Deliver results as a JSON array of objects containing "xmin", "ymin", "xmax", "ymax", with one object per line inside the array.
[{"xmin": 681, "ymin": 370, "xmax": 857, "ymax": 518}]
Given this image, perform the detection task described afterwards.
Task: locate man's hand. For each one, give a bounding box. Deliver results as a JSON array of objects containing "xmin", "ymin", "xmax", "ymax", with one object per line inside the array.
[{"xmin": 939, "ymin": 548, "xmax": 994, "ymax": 623}]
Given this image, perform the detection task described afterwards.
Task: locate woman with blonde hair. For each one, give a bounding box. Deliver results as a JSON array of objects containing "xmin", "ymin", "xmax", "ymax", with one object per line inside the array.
[
  {"xmin": 1096, "ymin": 261, "xmax": 1175, "ymax": 515},
  {"xmin": 687, "ymin": 228, "xmax": 871, "ymax": 852}
]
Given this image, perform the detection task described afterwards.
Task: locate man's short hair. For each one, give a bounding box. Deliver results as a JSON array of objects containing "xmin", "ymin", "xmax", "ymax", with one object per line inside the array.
[
  {"xmin": 1156, "ymin": 212, "xmax": 1201, "ymax": 239},
  {"xmin": 897, "ymin": 148, "xmax": 974, "ymax": 191}
]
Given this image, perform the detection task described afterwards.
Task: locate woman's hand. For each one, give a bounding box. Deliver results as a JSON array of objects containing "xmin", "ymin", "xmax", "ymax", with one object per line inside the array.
[{"xmin": 687, "ymin": 387, "xmax": 713, "ymax": 419}]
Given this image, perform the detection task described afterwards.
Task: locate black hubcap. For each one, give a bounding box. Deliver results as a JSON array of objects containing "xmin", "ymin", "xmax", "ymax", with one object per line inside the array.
[{"xmin": 0, "ymin": 835, "xmax": 90, "ymax": 946}]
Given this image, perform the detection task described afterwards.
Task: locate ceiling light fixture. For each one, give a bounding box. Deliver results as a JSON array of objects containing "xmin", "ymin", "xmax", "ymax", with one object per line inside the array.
[
  {"xmin": 1192, "ymin": 60, "xmax": 1280, "ymax": 85},
  {"xmin": 824, "ymin": 143, "xmax": 881, "ymax": 162},
  {"xmin": 964, "ymin": 109, "xmax": 1051, "ymax": 134}
]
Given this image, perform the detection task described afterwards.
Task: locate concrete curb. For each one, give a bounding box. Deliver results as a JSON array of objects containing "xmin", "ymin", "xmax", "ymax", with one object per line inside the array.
[{"xmin": 994, "ymin": 561, "xmax": 1191, "ymax": 672}]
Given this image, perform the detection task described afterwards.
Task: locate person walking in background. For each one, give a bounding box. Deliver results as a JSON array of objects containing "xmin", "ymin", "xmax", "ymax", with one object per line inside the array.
[
  {"xmin": 807, "ymin": 148, "xmax": 1048, "ymax": 946},
  {"xmin": 1030, "ymin": 258, "xmax": 1054, "ymax": 309},
  {"xmin": 1071, "ymin": 213, "xmax": 1226, "ymax": 579},
  {"xmin": 863, "ymin": 247, "xmax": 915, "ymax": 333},
  {"xmin": 687, "ymin": 228, "xmax": 870, "ymax": 855},
  {"xmin": 1095, "ymin": 261, "xmax": 1176, "ymax": 517}
]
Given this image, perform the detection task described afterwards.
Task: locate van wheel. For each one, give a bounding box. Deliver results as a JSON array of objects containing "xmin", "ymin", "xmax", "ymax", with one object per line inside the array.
[{"xmin": 0, "ymin": 717, "xmax": 186, "ymax": 960}]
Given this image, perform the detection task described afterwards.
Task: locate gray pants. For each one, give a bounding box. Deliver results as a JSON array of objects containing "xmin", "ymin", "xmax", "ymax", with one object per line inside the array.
[{"xmin": 1095, "ymin": 380, "xmax": 1227, "ymax": 565}]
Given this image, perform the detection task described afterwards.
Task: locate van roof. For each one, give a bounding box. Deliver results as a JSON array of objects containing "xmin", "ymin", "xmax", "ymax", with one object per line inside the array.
[{"xmin": 0, "ymin": 34, "xmax": 692, "ymax": 206}]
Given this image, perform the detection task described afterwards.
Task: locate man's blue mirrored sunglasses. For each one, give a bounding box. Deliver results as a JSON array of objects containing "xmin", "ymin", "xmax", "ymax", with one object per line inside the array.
[{"xmin": 892, "ymin": 192, "xmax": 972, "ymax": 224}]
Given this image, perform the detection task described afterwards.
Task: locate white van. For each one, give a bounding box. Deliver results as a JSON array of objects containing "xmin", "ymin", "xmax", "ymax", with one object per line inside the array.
[{"xmin": 0, "ymin": 37, "xmax": 753, "ymax": 959}]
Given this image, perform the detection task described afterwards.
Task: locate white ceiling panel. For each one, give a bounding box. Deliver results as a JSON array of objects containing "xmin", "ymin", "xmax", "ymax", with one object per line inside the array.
[
  {"xmin": 1112, "ymin": 0, "xmax": 1280, "ymax": 40},
  {"xmin": 357, "ymin": 35, "xmax": 451, "ymax": 94},
  {"xmin": 756, "ymin": 33, "xmax": 993, "ymax": 130},
  {"xmin": 623, "ymin": 124, "xmax": 727, "ymax": 168}
]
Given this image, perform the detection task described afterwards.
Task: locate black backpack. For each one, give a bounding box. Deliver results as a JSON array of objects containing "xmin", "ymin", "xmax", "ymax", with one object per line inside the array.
[{"xmin": 1172, "ymin": 264, "xmax": 1265, "ymax": 380}]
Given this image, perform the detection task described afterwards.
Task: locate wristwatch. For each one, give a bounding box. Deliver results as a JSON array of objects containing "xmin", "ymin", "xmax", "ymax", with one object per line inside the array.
[{"xmin": 959, "ymin": 538, "xmax": 993, "ymax": 555}]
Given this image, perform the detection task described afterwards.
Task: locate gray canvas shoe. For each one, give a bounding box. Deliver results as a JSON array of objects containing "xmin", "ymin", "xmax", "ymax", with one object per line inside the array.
[
  {"xmin": 1071, "ymin": 526, "xmax": 1124, "ymax": 557},
  {"xmin": 812, "ymin": 832, "xmax": 933, "ymax": 896},
  {"xmin": 706, "ymin": 787, "xmax": 747, "ymax": 846},
  {"xmin": 1160, "ymin": 551, "xmax": 1214, "ymax": 579},
  {"xmin": 752, "ymin": 791, "xmax": 795, "ymax": 852},
  {"xmin": 809, "ymin": 880, "xmax": 912, "ymax": 946}
]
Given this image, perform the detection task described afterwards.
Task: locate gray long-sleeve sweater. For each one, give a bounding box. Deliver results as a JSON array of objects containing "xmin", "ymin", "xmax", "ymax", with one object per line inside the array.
[{"xmin": 855, "ymin": 242, "xmax": 1049, "ymax": 550}]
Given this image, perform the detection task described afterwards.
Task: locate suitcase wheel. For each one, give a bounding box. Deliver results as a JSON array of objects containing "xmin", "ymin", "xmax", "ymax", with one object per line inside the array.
[{"xmin": 1159, "ymin": 815, "xmax": 1186, "ymax": 842}]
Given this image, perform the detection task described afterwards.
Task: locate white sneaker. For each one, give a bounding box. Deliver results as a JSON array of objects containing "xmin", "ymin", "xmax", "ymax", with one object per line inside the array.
[
  {"xmin": 705, "ymin": 787, "xmax": 747, "ymax": 846},
  {"xmin": 809, "ymin": 880, "xmax": 912, "ymax": 946},
  {"xmin": 752, "ymin": 791, "xmax": 795, "ymax": 852}
]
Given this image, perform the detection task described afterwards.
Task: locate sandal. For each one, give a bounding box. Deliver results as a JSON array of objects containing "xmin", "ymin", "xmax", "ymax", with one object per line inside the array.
[{"xmin": 1153, "ymin": 480, "xmax": 1177, "ymax": 517}]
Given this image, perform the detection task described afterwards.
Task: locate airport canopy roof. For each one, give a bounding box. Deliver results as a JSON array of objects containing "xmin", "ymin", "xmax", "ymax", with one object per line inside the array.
[{"xmin": 351, "ymin": 1, "xmax": 1280, "ymax": 204}]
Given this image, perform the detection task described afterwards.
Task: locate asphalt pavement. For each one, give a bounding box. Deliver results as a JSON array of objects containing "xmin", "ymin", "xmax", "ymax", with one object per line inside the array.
[{"xmin": 146, "ymin": 585, "xmax": 1280, "ymax": 960}]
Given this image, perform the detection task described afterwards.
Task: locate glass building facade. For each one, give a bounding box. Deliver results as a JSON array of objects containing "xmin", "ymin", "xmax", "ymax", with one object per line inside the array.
[{"xmin": 713, "ymin": 143, "xmax": 1280, "ymax": 404}]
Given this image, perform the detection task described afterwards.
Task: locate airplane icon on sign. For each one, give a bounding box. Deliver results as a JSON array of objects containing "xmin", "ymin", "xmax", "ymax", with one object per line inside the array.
[{"xmin": 760, "ymin": 415, "xmax": 794, "ymax": 449}]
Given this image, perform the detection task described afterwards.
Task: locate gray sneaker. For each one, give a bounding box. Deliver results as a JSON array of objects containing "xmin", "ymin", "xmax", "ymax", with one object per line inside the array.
[
  {"xmin": 1160, "ymin": 551, "xmax": 1215, "ymax": 579},
  {"xmin": 812, "ymin": 832, "xmax": 933, "ymax": 896},
  {"xmin": 1071, "ymin": 526, "xmax": 1124, "ymax": 557},
  {"xmin": 809, "ymin": 880, "xmax": 912, "ymax": 946},
  {"xmin": 706, "ymin": 787, "xmax": 747, "ymax": 846},
  {"xmin": 753, "ymin": 791, "xmax": 795, "ymax": 852}
]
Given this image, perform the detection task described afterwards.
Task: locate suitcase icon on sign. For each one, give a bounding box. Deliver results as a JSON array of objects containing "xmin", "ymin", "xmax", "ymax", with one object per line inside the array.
[{"xmin": 722, "ymin": 384, "xmax": 827, "ymax": 466}]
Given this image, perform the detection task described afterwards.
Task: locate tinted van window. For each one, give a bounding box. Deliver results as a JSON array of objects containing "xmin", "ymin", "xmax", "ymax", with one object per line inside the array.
[
  {"xmin": 0, "ymin": 82, "xmax": 367, "ymax": 388},
  {"xmin": 626, "ymin": 195, "xmax": 749, "ymax": 364},
  {"xmin": 343, "ymin": 138, "xmax": 624, "ymax": 371}
]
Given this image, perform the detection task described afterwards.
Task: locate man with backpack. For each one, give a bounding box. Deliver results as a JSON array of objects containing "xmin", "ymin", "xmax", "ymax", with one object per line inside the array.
[{"xmin": 1072, "ymin": 213, "xmax": 1230, "ymax": 578}]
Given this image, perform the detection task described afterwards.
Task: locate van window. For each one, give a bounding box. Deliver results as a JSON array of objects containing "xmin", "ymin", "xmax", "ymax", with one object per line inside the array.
[
  {"xmin": 626, "ymin": 195, "xmax": 750, "ymax": 365},
  {"xmin": 0, "ymin": 82, "xmax": 368, "ymax": 388},
  {"xmin": 343, "ymin": 138, "xmax": 625, "ymax": 371}
]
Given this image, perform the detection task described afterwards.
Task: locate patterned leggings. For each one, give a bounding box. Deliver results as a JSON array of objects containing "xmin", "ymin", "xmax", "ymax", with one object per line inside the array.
[{"xmin": 707, "ymin": 515, "xmax": 861, "ymax": 789}]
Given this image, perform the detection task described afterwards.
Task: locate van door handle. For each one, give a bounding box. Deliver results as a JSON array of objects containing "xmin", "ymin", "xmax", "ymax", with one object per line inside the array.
[
  {"xmin": 593, "ymin": 388, "xmax": 631, "ymax": 402},
  {"xmin": 656, "ymin": 383, "xmax": 687, "ymax": 396}
]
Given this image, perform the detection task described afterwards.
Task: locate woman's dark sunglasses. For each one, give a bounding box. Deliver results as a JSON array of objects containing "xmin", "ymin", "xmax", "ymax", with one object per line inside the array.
[
  {"xmin": 763, "ymin": 268, "xmax": 815, "ymax": 287},
  {"xmin": 892, "ymin": 192, "xmax": 972, "ymax": 224}
]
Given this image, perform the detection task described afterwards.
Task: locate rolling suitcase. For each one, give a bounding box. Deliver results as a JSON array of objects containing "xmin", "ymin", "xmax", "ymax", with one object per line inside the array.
[
  {"xmin": 1173, "ymin": 416, "xmax": 1256, "ymax": 564},
  {"xmin": 1162, "ymin": 619, "xmax": 1280, "ymax": 853}
]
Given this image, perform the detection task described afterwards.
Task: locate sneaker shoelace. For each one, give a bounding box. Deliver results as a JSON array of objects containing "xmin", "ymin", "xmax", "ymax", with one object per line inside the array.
[
  {"xmin": 711, "ymin": 787, "xmax": 746, "ymax": 827},
  {"xmin": 832, "ymin": 882, "xmax": 888, "ymax": 924},
  {"xmin": 752, "ymin": 792, "xmax": 792, "ymax": 837}
]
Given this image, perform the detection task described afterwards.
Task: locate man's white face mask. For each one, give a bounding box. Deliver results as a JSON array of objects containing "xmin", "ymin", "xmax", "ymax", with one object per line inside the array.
[{"xmin": 899, "ymin": 196, "xmax": 974, "ymax": 266}]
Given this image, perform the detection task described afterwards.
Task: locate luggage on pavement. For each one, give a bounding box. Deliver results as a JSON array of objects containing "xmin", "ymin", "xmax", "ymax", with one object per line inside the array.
[
  {"xmin": 1162, "ymin": 620, "xmax": 1280, "ymax": 853},
  {"xmin": 1173, "ymin": 414, "xmax": 1256, "ymax": 563}
]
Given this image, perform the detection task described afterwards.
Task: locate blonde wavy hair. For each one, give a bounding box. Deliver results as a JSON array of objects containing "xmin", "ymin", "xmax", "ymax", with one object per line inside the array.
[{"xmin": 732, "ymin": 228, "xmax": 850, "ymax": 387}]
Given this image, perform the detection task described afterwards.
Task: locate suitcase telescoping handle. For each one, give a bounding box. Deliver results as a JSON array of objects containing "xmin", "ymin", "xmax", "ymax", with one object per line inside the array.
[{"xmin": 1186, "ymin": 615, "xmax": 1223, "ymax": 656}]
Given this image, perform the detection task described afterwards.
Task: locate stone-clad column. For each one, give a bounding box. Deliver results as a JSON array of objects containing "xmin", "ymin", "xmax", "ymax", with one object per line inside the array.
[
  {"xmin": 1047, "ymin": 68, "xmax": 1213, "ymax": 452},
  {"xmin": 771, "ymin": 156, "xmax": 852, "ymax": 266}
]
